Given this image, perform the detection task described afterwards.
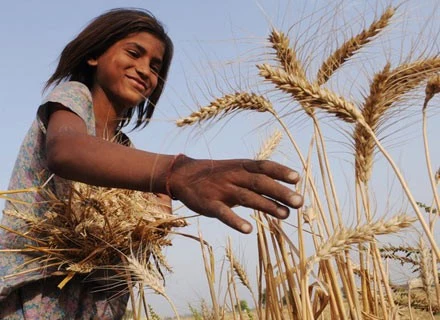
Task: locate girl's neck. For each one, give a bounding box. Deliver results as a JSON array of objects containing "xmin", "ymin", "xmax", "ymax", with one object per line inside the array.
[{"xmin": 91, "ymin": 86, "xmax": 123, "ymax": 139}]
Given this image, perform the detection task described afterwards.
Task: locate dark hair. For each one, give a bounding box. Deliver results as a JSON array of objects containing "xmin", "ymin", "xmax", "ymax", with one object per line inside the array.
[{"xmin": 45, "ymin": 8, "xmax": 174, "ymax": 130}]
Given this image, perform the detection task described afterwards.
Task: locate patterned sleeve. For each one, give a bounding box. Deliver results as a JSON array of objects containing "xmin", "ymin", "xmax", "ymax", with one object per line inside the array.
[{"xmin": 37, "ymin": 81, "xmax": 96, "ymax": 136}]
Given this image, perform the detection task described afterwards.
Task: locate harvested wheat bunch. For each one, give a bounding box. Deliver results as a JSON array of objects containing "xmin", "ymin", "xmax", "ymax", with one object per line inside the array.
[{"xmin": 2, "ymin": 181, "xmax": 187, "ymax": 291}]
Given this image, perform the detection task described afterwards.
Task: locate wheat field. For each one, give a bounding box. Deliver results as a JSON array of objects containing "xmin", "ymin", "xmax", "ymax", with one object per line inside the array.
[
  {"xmin": 1, "ymin": 1, "xmax": 439, "ymax": 319},
  {"xmin": 166, "ymin": 1, "xmax": 440, "ymax": 319}
]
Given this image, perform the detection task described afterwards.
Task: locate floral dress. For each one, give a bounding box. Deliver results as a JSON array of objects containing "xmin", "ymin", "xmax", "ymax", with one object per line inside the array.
[{"xmin": 0, "ymin": 82, "xmax": 128, "ymax": 319}]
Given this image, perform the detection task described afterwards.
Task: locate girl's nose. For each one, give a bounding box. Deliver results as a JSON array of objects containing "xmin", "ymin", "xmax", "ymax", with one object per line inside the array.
[
  {"xmin": 136, "ymin": 62, "xmax": 152, "ymax": 80},
  {"xmin": 136, "ymin": 66, "xmax": 149, "ymax": 79}
]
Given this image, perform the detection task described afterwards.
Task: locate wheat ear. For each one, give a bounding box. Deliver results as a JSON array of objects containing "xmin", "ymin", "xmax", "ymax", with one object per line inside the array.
[
  {"xmin": 306, "ymin": 214, "xmax": 415, "ymax": 272},
  {"xmin": 355, "ymin": 58, "xmax": 440, "ymax": 183},
  {"xmin": 418, "ymin": 237, "xmax": 434, "ymax": 310},
  {"xmin": 125, "ymin": 255, "xmax": 180, "ymax": 320},
  {"xmin": 255, "ymin": 129, "xmax": 282, "ymax": 161},
  {"xmin": 316, "ymin": 6, "xmax": 394, "ymax": 85},
  {"xmin": 268, "ymin": 28, "xmax": 307, "ymax": 80},
  {"xmin": 354, "ymin": 63, "xmax": 391, "ymax": 183},
  {"xmin": 225, "ymin": 245, "xmax": 252, "ymax": 293},
  {"xmin": 176, "ymin": 92, "xmax": 273, "ymax": 127},
  {"xmin": 258, "ymin": 63, "xmax": 362, "ymax": 122}
]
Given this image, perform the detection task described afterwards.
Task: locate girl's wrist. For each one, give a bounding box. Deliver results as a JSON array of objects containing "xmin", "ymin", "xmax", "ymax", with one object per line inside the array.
[{"xmin": 165, "ymin": 153, "xmax": 186, "ymax": 200}]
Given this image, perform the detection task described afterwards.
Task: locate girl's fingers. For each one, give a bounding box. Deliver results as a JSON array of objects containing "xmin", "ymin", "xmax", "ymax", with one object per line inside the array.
[
  {"xmin": 232, "ymin": 187, "xmax": 290, "ymax": 219},
  {"xmin": 236, "ymin": 173, "xmax": 303, "ymax": 208},
  {"xmin": 204, "ymin": 201, "xmax": 253, "ymax": 234},
  {"xmin": 241, "ymin": 160, "xmax": 300, "ymax": 184}
]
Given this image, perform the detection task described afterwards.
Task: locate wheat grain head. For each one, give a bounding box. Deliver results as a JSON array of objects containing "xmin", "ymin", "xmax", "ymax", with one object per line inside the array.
[
  {"xmin": 176, "ymin": 92, "xmax": 274, "ymax": 127},
  {"xmin": 316, "ymin": 6, "xmax": 395, "ymax": 85}
]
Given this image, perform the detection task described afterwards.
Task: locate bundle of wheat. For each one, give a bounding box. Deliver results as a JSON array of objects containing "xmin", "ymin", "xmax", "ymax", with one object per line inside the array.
[{"xmin": 1, "ymin": 181, "xmax": 187, "ymax": 293}]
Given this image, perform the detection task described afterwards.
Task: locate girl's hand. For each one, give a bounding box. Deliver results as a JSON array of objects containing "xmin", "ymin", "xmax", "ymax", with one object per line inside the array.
[
  {"xmin": 154, "ymin": 193, "xmax": 172, "ymax": 214},
  {"xmin": 167, "ymin": 155, "xmax": 303, "ymax": 233},
  {"xmin": 143, "ymin": 193, "xmax": 172, "ymax": 215}
]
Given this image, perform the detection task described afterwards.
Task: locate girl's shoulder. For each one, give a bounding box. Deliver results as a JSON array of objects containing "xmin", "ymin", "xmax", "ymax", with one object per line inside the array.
[
  {"xmin": 38, "ymin": 81, "xmax": 96, "ymax": 135},
  {"xmin": 42, "ymin": 81, "xmax": 92, "ymax": 106}
]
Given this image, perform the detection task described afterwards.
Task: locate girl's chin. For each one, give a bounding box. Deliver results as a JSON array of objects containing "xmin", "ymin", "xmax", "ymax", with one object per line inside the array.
[{"xmin": 122, "ymin": 93, "xmax": 146, "ymax": 107}]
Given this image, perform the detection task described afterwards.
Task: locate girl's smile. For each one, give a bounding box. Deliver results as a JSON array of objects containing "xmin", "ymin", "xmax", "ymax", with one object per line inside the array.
[
  {"xmin": 126, "ymin": 74, "xmax": 148, "ymax": 93},
  {"xmin": 88, "ymin": 32, "xmax": 165, "ymax": 116}
]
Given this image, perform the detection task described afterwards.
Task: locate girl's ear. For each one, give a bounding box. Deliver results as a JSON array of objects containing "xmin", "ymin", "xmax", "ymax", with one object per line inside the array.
[{"xmin": 87, "ymin": 58, "xmax": 98, "ymax": 67}]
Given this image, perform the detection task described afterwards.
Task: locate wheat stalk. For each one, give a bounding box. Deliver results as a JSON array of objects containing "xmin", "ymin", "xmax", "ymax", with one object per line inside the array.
[
  {"xmin": 422, "ymin": 74, "xmax": 440, "ymax": 232},
  {"xmin": 316, "ymin": 6, "xmax": 394, "ymax": 85},
  {"xmin": 176, "ymin": 92, "xmax": 274, "ymax": 127}
]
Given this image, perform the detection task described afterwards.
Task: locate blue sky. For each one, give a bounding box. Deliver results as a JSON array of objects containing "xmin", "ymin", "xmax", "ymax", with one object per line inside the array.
[{"xmin": 1, "ymin": 0, "xmax": 439, "ymax": 316}]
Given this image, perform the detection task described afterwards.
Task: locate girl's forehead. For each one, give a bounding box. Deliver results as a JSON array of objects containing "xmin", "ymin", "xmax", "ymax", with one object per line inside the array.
[{"xmin": 121, "ymin": 32, "xmax": 165, "ymax": 46}]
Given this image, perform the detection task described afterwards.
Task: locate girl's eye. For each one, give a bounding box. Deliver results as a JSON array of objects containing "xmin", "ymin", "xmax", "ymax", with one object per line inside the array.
[
  {"xmin": 151, "ymin": 65, "xmax": 161, "ymax": 74},
  {"xmin": 128, "ymin": 50, "xmax": 140, "ymax": 58}
]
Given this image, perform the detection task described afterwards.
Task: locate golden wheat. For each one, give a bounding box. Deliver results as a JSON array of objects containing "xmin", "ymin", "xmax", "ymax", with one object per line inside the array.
[
  {"xmin": 306, "ymin": 214, "xmax": 415, "ymax": 272},
  {"xmin": 316, "ymin": 7, "xmax": 395, "ymax": 85},
  {"xmin": 355, "ymin": 59, "xmax": 440, "ymax": 183},
  {"xmin": 225, "ymin": 245, "xmax": 252, "ymax": 292},
  {"xmin": 255, "ymin": 129, "xmax": 283, "ymax": 161},
  {"xmin": 176, "ymin": 92, "xmax": 274, "ymax": 127},
  {"xmin": 418, "ymin": 237, "xmax": 434, "ymax": 308},
  {"xmin": 0, "ymin": 182, "xmax": 187, "ymax": 290},
  {"xmin": 258, "ymin": 63, "xmax": 363, "ymax": 122},
  {"xmin": 268, "ymin": 28, "xmax": 307, "ymax": 81}
]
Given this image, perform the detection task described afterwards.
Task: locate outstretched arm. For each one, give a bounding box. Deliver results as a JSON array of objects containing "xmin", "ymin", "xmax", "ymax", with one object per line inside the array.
[{"xmin": 46, "ymin": 105, "xmax": 303, "ymax": 233}]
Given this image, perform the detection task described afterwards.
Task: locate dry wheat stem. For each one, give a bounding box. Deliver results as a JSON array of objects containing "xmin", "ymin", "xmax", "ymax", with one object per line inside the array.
[
  {"xmin": 258, "ymin": 63, "xmax": 363, "ymax": 123},
  {"xmin": 313, "ymin": 119, "xmax": 343, "ymax": 228},
  {"xmin": 334, "ymin": 255, "xmax": 358, "ymax": 318},
  {"xmin": 423, "ymin": 75, "xmax": 440, "ymax": 228},
  {"xmin": 423, "ymin": 91, "xmax": 440, "ymax": 310},
  {"xmin": 316, "ymin": 6, "xmax": 395, "ymax": 85},
  {"xmin": 344, "ymin": 250, "xmax": 363, "ymax": 317},
  {"xmin": 358, "ymin": 119, "xmax": 440, "ymax": 261},
  {"xmin": 357, "ymin": 180, "xmax": 397, "ymax": 310},
  {"xmin": 198, "ymin": 231, "xmax": 219, "ymax": 320},
  {"xmin": 306, "ymin": 214, "xmax": 415, "ymax": 273},
  {"xmin": 273, "ymin": 234, "xmax": 300, "ymax": 318},
  {"xmin": 371, "ymin": 241, "xmax": 396, "ymax": 309},
  {"xmin": 269, "ymin": 109, "xmax": 334, "ymax": 237},
  {"xmin": 176, "ymin": 92, "xmax": 274, "ymax": 127}
]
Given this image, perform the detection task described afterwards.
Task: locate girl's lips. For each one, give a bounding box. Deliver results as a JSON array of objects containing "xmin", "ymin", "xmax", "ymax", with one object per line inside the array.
[{"xmin": 127, "ymin": 76, "xmax": 147, "ymax": 93}]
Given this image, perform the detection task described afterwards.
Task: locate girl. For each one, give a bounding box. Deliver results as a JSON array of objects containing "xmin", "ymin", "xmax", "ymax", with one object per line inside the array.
[{"xmin": 0, "ymin": 8, "xmax": 303, "ymax": 319}]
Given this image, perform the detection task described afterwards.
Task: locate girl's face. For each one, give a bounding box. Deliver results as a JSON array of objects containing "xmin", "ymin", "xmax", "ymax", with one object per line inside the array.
[{"xmin": 88, "ymin": 32, "xmax": 165, "ymax": 111}]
